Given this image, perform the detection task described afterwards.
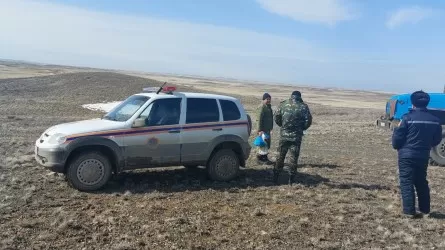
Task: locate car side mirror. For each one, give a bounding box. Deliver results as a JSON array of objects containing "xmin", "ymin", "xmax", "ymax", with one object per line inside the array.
[{"xmin": 132, "ymin": 118, "xmax": 146, "ymax": 128}]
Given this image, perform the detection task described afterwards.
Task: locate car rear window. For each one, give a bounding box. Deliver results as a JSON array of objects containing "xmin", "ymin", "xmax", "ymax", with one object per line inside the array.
[
  {"xmin": 186, "ymin": 98, "xmax": 220, "ymax": 124},
  {"xmin": 219, "ymin": 99, "xmax": 240, "ymax": 121}
]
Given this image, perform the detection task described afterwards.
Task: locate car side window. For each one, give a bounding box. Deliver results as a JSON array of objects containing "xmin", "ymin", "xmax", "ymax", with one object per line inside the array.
[
  {"xmin": 186, "ymin": 98, "xmax": 220, "ymax": 124},
  {"xmin": 144, "ymin": 98, "xmax": 181, "ymax": 126},
  {"xmin": 138, "ymin": 103, "xmax": 153, "ymax": 119},
  {"xmin": 219, "ymin": 99, "xmax": 241, "ymax": 121}
]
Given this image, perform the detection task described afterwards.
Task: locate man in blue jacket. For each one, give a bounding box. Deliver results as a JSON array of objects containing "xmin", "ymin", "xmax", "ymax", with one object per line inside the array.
[{"xmin": 392, "ymin": 90, "xmax": 442, "ymax": 218}]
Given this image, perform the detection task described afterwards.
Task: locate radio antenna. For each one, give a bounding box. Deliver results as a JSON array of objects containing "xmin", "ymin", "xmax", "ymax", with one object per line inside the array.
[{"xmin": 156, "ymin": 82, "xmax": 167, "ymax": 94}]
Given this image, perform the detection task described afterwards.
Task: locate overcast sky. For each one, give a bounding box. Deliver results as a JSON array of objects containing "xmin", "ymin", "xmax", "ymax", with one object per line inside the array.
[{"xmin": 1, "ymin": 0, "xmax": 444, "ymax": 93}]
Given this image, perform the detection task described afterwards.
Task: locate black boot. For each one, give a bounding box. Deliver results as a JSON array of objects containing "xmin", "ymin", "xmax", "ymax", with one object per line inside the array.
[
  {"xmin": 257, "ymin": 154, "xmax": 265, "ymax": 164},
  {"xmin": 272, "ymin": 170, "xmax": 279, "ymax": 185},
  {"xmin": 288, "ymin": 173, "xmax": 296, "ymax": 186},
  {"xmin": 263, "ymin": 154, "xmax": 274, "ymax": 165}
]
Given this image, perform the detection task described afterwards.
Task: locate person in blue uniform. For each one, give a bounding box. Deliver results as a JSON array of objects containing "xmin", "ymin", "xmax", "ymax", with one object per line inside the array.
[{"xmin": 392, "ymin": 90, "xmax": 442, "ymax": 218}]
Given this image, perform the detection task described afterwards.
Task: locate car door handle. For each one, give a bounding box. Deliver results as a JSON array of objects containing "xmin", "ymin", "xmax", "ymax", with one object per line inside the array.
[
  {"xmin": 212, "ymin": 128, "xmax": 223, "ymax": 131},
  {"xmin": 168, "ymin": 129, "xmax": 181, "ymax": 133}
]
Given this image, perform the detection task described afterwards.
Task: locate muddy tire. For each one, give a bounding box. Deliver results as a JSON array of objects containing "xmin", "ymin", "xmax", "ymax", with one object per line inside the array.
[
  {"xmin": 207, "ymin": 149, "xmax": 240, "ymax": 181},
  {"xmin": 430, "ymin": 134, "xmax": 445, "ymax": 166},
  {"xmin": 66, "ymin": 151, "xmax": 112, "ymax": 191}
]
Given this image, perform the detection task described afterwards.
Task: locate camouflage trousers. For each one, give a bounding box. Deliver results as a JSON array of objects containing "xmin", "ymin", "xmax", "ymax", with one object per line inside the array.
[{"xmin": 274, "ymin": 139, "xmax": 302, "ymax": 175}]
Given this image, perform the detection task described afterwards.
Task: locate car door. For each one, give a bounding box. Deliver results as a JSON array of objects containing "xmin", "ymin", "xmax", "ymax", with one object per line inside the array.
[
  {"xmin": 124, "ymin": 97, "xmax": 183, "ymax": 168},
  {"xmin": 180, "ymin": 97, "xmax": 222, "ymax": 164},
  {"xmin": 218, "ymin": 98, "xmax": 248, "ymax": 140}
]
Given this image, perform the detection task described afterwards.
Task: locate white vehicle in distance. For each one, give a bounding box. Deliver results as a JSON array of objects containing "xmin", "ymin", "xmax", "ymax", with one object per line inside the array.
[{"xmin": 35, "ymin": 85, "xmax": 252, "ymax": 191}]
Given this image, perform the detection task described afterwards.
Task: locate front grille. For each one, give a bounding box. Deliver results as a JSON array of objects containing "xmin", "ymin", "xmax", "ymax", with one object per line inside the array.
[{"xmin": 389, "ymin": 100, "xmax": 397, "ymax": 119}]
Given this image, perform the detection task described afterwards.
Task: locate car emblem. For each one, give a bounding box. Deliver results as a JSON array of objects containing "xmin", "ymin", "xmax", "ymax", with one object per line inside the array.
[{"xmin": 147, "ymin": 137, "xmax": 159, "ymax": 148}]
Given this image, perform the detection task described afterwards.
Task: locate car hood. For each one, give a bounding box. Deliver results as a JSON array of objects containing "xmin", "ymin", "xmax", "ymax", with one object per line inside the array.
[{"xmin": 44, "ymin": 118, "xmax": 125, "ymax": 136}]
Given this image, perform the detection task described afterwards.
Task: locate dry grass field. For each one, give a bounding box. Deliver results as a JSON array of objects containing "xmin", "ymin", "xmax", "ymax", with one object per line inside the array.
[{"xmin": 1, "ymin": 61, "xmax": 445, "ymax": 249}]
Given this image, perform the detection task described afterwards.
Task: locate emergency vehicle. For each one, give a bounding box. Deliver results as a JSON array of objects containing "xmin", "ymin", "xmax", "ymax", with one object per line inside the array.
[{"xmin": 35, "ymin": 84, "xmax": 252, "ymax": 191}]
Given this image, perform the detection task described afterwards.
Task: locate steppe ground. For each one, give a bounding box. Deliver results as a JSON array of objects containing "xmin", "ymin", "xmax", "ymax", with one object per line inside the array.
[{"xmin": 1, "ymin": 61, "xmax": 445, "ymax": 249}]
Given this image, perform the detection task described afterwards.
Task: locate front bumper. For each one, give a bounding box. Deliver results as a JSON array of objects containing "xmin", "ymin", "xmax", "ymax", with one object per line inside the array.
[
  {"xmin": 376, "ymin": 119, "xmax": 391, "ymax": 129},
  {"xmin": 34, "ymin": 145, "xmax": 67, "ymax": 173},
  {"xmin": 376, "ymin": 118, "xmax": 400, "ymax": 130}
]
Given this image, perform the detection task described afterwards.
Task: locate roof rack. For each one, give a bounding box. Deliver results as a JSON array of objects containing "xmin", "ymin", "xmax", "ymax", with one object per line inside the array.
[
  {"xmin": 142, "ymin": 87, "xmax": 159, "ymax": 93},
  {"xmin": 142, "ymin": 82, "xmax": 177, "ymax": 94}
]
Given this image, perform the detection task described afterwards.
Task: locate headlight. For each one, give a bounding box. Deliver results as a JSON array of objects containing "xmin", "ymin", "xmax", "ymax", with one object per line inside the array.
[{"xmin": 48, "ymin": 133, "xmax": 67, "ymax": 144}]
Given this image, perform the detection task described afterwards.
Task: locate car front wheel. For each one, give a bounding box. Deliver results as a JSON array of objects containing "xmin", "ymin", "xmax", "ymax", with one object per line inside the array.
[
  {"xmin": 207, "ymin": 149, "xmax": 240, "ymax": 181},
  {"xmin": 66, "ymin": 151, "xmax": 112, "ymax": 191}
]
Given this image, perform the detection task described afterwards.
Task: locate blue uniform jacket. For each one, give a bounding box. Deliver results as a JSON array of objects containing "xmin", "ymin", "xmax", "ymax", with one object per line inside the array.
[{"xmin": 392, "ymin": 108, "xmax": 443, "ymax": 159}]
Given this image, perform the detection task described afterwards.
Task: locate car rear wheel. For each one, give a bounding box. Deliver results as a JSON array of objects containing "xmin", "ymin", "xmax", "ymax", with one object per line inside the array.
[
  {"xmin": 67, "ymin": 151, "xmax": 112, "ymax": 191},
  {"xmin": 207, "ymin": 149, "xmax": 240, "ymax": 181}
]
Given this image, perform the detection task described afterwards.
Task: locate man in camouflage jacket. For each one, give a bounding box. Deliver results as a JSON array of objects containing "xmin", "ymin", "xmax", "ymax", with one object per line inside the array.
[{"xmin": 273, "ymin": 90, "xmax": 312, "ymax": 185}]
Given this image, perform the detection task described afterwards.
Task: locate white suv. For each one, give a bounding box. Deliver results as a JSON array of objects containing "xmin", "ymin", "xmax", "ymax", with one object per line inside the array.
[{"xmin": 34, "ymin": 86, "xmax": 252, "ymax": 191}]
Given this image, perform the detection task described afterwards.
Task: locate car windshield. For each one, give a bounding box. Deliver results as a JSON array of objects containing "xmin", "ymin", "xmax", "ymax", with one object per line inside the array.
[{"xmin": 103, "ymin": 95, "xmax": 150, "ymax": 122}]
